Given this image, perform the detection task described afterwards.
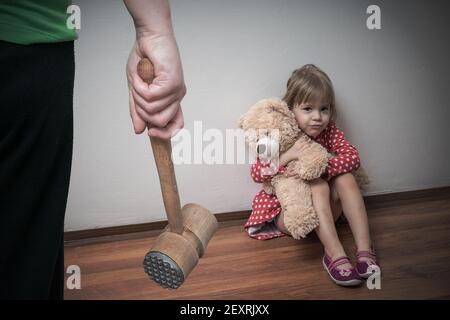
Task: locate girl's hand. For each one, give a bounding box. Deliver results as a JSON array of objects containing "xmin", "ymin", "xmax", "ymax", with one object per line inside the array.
[{"xmin": 262, "ymin": 181, "xmax": 274, "ymax": 195}]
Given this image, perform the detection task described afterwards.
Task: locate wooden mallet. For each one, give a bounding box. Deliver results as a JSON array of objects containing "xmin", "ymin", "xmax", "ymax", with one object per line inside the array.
[{"xmin": 137, "ymin": 58, "xmax": 218, "ymax": 289}]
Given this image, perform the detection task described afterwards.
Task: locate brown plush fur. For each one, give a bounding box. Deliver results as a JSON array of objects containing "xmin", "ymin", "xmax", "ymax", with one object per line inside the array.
[{"xmin": 239, "ymin": 98, "xmax": 369, "ymax": 239}]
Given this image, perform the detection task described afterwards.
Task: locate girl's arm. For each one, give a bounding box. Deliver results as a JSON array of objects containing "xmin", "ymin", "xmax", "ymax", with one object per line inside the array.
[
  {"xmin": 250, "ymin": 158, "xmax": 288, "ymax": 183},
  {"xmin": 250, "ymin": 139, "xmax": 302, "ymax": 183},
  {"xmin": 326, "ymin": 124, "xmax": 361, "ymax": 179}
]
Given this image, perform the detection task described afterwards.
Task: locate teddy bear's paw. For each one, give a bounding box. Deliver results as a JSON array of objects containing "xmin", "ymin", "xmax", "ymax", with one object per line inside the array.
[
  {"xmin": 284, "ymin": 209, "xmax": 320, "ymax": 239},
  {"xmin": 298, "ymin": 157, "xmax": 329, "ymax": 180}
]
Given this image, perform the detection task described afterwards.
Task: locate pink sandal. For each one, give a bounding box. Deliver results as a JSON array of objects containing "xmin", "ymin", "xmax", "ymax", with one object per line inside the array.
[
  {"xmin": 356, "ymin": 249, "xmax": 380, "ymax": 278},
  {"xmin": 322, "ymin": 254, "xmax": 362, "ymax": 287}
]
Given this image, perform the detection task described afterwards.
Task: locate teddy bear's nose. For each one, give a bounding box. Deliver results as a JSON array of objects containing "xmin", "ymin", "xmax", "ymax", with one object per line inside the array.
[{"xmin": 257, "ymin": 144, "xmax": 266, "ymax": 154}]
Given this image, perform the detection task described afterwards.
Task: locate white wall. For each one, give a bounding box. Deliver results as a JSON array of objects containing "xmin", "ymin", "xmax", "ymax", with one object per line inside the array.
[{"xmin": 65, "ymin": 0, "xmax": 450, "ymax": 231}]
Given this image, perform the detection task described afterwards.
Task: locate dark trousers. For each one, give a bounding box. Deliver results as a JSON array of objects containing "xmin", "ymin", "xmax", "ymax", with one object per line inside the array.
[{"xmin": 0, "ymin": 40, "xmax": 74, "ymax": 300}]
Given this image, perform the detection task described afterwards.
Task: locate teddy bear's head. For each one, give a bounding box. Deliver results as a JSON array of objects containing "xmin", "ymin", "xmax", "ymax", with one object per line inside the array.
[{"xmin": 238, "ymin": 98, "xmax": 301, "ymax": 161}]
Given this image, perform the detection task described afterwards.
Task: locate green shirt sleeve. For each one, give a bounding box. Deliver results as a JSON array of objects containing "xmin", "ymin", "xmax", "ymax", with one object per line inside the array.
[{"xmin": 0, "ymin": 0, "xmax": 78, "ymax": 45}]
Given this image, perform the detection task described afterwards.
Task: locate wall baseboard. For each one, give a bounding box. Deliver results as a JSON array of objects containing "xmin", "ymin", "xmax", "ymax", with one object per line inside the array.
[{"xmin": 64, "ymin": 186, "xmax": 450, "ymax": 243}]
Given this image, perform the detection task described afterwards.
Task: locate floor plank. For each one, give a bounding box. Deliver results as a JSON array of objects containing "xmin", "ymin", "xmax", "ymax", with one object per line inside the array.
[{"xmin": 64, "ymin": 193, "xmax": 450, "ymax": 300}]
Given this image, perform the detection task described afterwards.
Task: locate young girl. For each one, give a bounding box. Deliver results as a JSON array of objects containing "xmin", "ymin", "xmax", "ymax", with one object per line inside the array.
[{"xmin": 244, "ymin": 64, "xmax": 380, "ymax": 287}]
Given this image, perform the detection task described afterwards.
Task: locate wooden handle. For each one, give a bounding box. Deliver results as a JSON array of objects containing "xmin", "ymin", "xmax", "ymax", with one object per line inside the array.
[{"xmin": 137, "ymin": 58, "xmax": 183, "ymax": 234}]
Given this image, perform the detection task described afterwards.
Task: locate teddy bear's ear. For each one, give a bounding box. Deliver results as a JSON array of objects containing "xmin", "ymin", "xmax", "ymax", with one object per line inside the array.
[
  {"xmin": 237, "ymin": 116, "xmax": 243, "ymax": 128},
  {"xmin": 238, "ymin": 99, "xmax": 263, "ymax": 129},
  {"xmin": 266, "ymin": 98, "xmax": 293, "ymax": 118},
  {"xmin": 237, "ymin": 114, "xmax": 247, "ymax": 129}
]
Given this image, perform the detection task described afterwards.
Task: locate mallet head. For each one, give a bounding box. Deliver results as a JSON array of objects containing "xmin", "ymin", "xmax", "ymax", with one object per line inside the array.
[{"xmin": 143, "ymin": 203, "xmax": 218, "ymax": 289}]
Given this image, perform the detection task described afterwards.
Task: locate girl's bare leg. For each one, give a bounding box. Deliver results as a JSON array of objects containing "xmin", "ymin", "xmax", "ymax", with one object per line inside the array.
[
  {"xmin": 310, "ymin": 178, "xmax": 352, "ymax": 270},
  {"xmin": 274, "ymin": 209, "xmax": 290, "ymax": 235},
  {"xmin": 331, "ymin": 173, "xmax": 374, "ymax": 263},
  {"xmin": 330, "ymin": 185, "xmax": 343, "ymax": 223}
]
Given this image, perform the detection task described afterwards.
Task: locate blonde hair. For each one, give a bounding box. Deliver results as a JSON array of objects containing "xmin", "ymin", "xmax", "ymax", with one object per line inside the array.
[{"xmin": 282, "ymin": 64, "xmax": 337, "ymax": 122}]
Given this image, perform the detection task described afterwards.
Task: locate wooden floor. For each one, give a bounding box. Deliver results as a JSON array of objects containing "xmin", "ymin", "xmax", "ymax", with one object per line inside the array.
[{"xmin": 64, "ymin": 189, "xmax": 450, "ymax": 300}]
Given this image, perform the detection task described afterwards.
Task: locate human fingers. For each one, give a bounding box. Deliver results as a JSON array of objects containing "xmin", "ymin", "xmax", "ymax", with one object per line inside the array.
[
  {"xmin": 131, "ymin": 83, "xmax": 181, "ymax": 116},
  {"xmin": 148, "ymin": 107, "xmax": 184, "ymax": 140},
  {"xmin": 128, "ymin": 86, "xmax": 147, "ymax": 134},
  {"xmin": 134, "ymin": 97, "xmax": 180, "ymax": 128}
]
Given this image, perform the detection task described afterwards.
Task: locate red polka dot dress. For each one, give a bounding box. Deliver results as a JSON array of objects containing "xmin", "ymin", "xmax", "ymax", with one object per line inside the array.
[{"xmin": 244, "ymin": 122, "xmax": 361, "ymax": 240}]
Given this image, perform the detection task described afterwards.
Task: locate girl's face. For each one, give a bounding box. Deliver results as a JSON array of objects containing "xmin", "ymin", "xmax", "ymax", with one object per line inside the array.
[{"xmin": 293, "ymin": 98, "xmax": 331, "ymax": 138}]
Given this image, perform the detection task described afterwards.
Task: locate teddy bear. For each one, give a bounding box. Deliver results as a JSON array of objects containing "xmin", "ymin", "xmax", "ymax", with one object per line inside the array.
[{"xmin": 238, "ymin": 97, "xmax": 369, "ymax": 239}]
